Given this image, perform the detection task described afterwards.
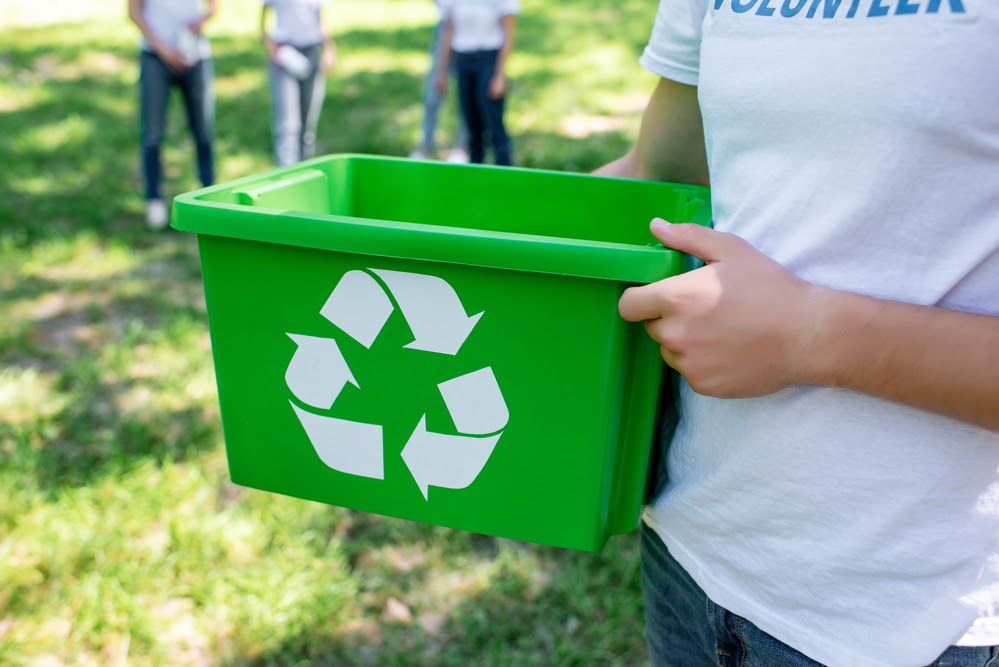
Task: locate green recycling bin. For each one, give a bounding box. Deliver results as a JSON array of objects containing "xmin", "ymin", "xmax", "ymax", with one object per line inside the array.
[{"xmin": 171, "ymin": 154, "xmax": 710, "ymax": 552}]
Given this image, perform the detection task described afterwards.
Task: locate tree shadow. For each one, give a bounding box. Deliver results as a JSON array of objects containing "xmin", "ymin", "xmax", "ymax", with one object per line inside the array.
[{"xmin": 220, "ymin": 519, "xmax": 648, "ymax": 667}]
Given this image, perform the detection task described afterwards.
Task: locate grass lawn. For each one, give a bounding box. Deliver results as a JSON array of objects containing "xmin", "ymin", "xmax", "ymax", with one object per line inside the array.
[{"xmin": 0, "ymin": 1, "xmax": 662, "ymax": 664}]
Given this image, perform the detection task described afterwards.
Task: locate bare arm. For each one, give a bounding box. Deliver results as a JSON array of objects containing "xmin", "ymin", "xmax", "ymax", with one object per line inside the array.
[
  {"xmin": 809, "ymin": 285, "xmax": 999, "ymax": 431},
  {"xmin": 320, "ymin": 5, "xmax": 337, "ymax": 71},
  {"xmin": 261, "ymin": 4, "xmax": 277, "ymax": 59},
  {"xmin": 128, "ymin": 0, "xmax": 165, "ymax": 54},
  {"xmin": 128, "ymin": 0, "xmax": 189, "ymax": 71},
  {"xmin": 435, "ymin": 16, "xmax": 454, "ymax": 95},
  {"xmin": 488, "ymin": 14, "xmax": 516, "ymax": 99},
  {"xmin": 188, "ymin": 0, "xmax": 217, "ymax": 34},
  {"xmin": 618, "ymin": 221, "xmax": 999, "ymax": 432},
  {"xmin": 594, "ymin": 76, "xmax": 709, "ymax": 186}
]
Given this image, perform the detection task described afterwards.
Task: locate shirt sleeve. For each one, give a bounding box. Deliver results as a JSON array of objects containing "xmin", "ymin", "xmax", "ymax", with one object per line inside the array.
[{"xmin": 639, "ymin": 0, "xmax": 707, "ymax": 85}]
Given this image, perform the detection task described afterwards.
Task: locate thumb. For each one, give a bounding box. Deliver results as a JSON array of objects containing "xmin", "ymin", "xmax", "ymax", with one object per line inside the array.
[{"xmin": 650, "ymin": 218, "xmax": 737, "ymax": 264}]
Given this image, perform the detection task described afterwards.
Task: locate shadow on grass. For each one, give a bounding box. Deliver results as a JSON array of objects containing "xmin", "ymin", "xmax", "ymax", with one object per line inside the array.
[
  {"xmin": 1, "ymin": 256, "xmax": 218, "ymax": 492},
  {"xmin": 221, "ymin": 516, "xmax": 647, "ymax": 667}
]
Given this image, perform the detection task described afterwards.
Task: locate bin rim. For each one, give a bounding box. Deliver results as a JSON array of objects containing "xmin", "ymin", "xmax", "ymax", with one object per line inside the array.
[{"xmin": 171, "ymin": 153, "xmax": 712, "ymax": 284}]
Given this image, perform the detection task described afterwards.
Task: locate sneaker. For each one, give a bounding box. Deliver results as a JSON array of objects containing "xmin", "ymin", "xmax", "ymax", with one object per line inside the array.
[
  {"xmin": 146, "ymin": 199, "xmax": 168, "ymax": 230},
  {"xmin": 408, "ymin": 149, "xmax": 430, "ymax": 160},
  {"xmin": 446, "ymin": 147, "xmax": 469, "ymax": 164}
]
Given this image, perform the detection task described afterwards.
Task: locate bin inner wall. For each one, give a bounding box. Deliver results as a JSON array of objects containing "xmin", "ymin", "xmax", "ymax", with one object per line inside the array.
[{"xmin": 338, "ymin": 158, "xmax": 704, "ymax": 246}]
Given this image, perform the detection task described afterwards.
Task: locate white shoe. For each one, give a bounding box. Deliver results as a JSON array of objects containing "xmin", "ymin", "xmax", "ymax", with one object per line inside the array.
[
  {"xmin": 146, "ymin": 199, "xmax": 168, "ymax": 230},
  {"xmin": 408, "ymin": 149, "xmax": 430, "ymax": 160},
  {"xmin": 446, "ymin": 147, "xmax": 469, "ymax": 164}
]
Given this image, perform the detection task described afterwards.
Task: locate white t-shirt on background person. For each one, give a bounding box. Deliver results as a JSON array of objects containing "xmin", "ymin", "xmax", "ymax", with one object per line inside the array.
[
  {"xmin": 639, "ymin": 1, "xmax": 999, "ymax": 666},
  {"xmin": 139, "ymin": 0, "xmax": 211, "ymax": 60},
  {"xmin": 263, "ymin": 0, "xmax": 330, "ymax": 48},
  {"xmin": 438, "ymin": 0, "xmax": 519, "ymax": 53}
]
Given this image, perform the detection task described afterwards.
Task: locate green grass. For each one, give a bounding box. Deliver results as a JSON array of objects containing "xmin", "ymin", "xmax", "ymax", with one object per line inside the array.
[{"xmin": 0, "ymin": 1, "xmax": 659, "ymax": 664}]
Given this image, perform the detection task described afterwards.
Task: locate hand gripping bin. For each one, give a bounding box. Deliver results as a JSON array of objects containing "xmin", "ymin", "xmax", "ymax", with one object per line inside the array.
[{"xmin": 171, "ymin": 154, "xmax": 711, "ymax": 552}]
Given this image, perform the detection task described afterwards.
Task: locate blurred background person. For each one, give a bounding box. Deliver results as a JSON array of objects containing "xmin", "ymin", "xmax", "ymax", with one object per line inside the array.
[
  {"xmin": 410, "ymin": 0, "xmax": 469, "ymax": 163},
  {"xmin": 129, "ymin": 0, "xmax": 217, "ymax": 230},
  {"xmin": 436, "ymin": 0, "xmax": 518, "ymax": 166},
  {"xmin": 262, "ymin": 0, "xmax": 336, "ymax": 167}
]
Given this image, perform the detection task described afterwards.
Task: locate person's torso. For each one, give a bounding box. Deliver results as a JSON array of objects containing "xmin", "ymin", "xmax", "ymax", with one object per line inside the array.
[
  {"xmin": 444, "ymin": 0, "xmax": 517, "ymax": 52},
  {"xmin": 646, "ymin": 2, "xmax": 999, "ymax": 666},
  {"xmin": 266, "ymin": 0, "xmax": 328, "ymax": 48},
  {"xmin": 141, "ymin": 0, "xmax": 209, "ymax": 55}
]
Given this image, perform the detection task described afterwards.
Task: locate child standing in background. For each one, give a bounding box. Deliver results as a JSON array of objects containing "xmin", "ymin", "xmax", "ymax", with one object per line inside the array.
[
  {"xmin": 410, "ymin": 0, "xmax": 469, "ymax": 163},
  {"xmin": 128, "ymin": 0, "xmax": 218, "ymax": 230},
  {"xmin": 436, "ymin": 0, "xmax": 518, "ymax": 166},
  {"xmin": 261, "ymin": 0, "xmax": 336, "ymax": 167}
]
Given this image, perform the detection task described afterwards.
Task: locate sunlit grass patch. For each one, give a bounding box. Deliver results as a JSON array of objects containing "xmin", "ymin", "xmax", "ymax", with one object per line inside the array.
[{"xmin": 0, "ymin": 367, "xmax": 65, "ymax": 426}]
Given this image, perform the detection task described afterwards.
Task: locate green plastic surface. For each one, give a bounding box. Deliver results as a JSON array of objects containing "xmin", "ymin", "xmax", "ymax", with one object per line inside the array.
[{"xmin": 172, "ymin": 154, "xmax": 711, "ymax": 552}]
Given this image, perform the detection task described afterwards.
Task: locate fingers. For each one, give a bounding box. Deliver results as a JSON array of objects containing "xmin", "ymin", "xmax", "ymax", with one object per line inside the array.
[
  {"xmin": 619, "ymin": 280, "xmax": 672, "ymax": 323},
  {"xmin": 649, "ymin": 218, "xmax": 744, "ymax": 265},
  {"xmin": 618, "ymin": 219, "xmax": 743, "ymax": 322},
  {"xmin": 619, "ymin": 262, "xmax": 707, "ymax": 323},
  {"xmin": 488, "ymin": 76, "xmax": 506, "ymax": 99}
]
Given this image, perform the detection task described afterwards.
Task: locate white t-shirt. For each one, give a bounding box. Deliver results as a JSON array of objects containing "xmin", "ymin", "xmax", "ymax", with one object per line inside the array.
[
  {"xmin": 439, "ymin": 0, "xmax": 519, "ymax": 53},
  {"xmin": 639, "ymin": 2, "xmax": 999, "ymax": 666},
  {"xmin": 140, "ymin": 0, "xmax": 211, "ymax": 59},
  {"xmin": 263, "ymin": 0, "xmax": 330, "ymax": 48}
]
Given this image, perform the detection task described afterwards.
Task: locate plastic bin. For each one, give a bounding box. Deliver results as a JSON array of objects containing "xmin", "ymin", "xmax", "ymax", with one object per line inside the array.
[{"xmin": 171, "ymin": 154, "xmax": 711, "ymax": 552}]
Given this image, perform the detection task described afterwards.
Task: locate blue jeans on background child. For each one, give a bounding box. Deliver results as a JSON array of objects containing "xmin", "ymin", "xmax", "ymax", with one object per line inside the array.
[
  {"xmin": 139, "ymin": 51, "xmax": 215, "ymax": 201},
  {"xmin": 453, "ymin": 49, "xmax": 512, "ymax": 166},
  {"xmin": 641, "ymin": 523, "xmax": 999, "ymax": 667},
  {"xmin": 267, "ymin": 43, "xmax": 326, "ymax": 167},
  {"xmin": 417, "ymin": 20, "xmax": 469, "ymax": 156}
]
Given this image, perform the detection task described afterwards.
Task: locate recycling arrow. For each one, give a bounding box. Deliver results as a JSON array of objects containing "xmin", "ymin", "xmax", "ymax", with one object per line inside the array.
[
  {"xmin": 400, "ymin": 367, "xmax": 508, "ymax": 500},
  {"xmin": 320, "ymin": 269, "xmax": 394, "ymax": 349},
  {"xmin": 291, "ymin": 403, "xmax": 384, "ymax": 479},
  {"xmin": 372, "ymin": 269, "xmax": 483, "ymax": 356},
  {"xmin": 285, "ymin": 334, "xmax": 357, "ymax": 410},
  {"xmin": 401, "ymin": 416, "xmax": 502, "ymax": 500},
  {"xmin": 437, "ymin": 367, "xmax": 508, "ymax": 435}
]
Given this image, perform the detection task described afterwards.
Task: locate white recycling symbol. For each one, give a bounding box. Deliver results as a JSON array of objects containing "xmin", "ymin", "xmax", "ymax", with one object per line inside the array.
[{"xmin": 284, "ymin": 269, "xmax": 509, "ymax": 500}]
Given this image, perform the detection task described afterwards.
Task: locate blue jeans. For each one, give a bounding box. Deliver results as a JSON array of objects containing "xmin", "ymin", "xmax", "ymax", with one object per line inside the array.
[
  {"xmin": 268, "ymin": 43, "xmax": 326, "ymax": 167},
  {"xmin": 453, "ymin": 49, "xmax": 512, "ymax": 166},
  {"xmin": 641, "ymin": 524, "xmax": 999, "ymax": 667},
  {"xmin": 418, "ymin": 20, "xmax": 469, "ymax": 154},
  {"xmin": 139, "ymin": 51, "xmax": 215, "ymax": 200}
]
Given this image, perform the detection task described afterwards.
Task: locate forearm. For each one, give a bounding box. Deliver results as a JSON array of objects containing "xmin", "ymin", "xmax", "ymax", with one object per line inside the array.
[
  {"xmin": 187, "ymin": 0, "xmax": 216, "ymax": 34},
  {"xmin": 495, "ymin": 15, "xmax": 515, "ymax": 76},
  {"xmin": 437, "ymin": 18, "xmax": 453, "ymax": 75},
  {"xmin": 321, "ymin": 11, "xmax": 335, "ymax": 49},
  {"xmin": 128, "ymin": 0, "xmax": 166, "ymax": 53},
  {"xmin": 806, "ymin": 289, "xmax": 999, "ymax": 431}
]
